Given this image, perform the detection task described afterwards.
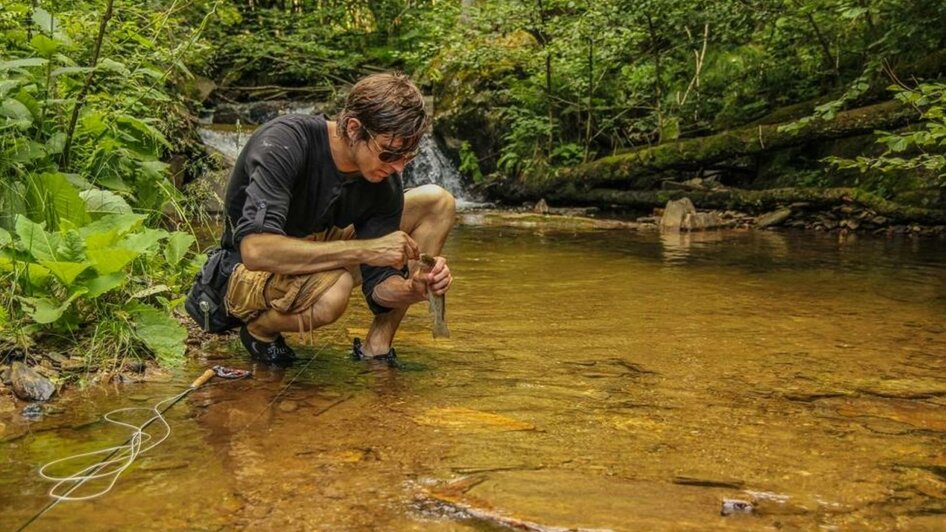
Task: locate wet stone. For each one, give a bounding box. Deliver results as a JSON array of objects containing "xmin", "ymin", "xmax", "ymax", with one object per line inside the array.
[
  {"xmin": 721, "ymin": 498, "xmax": 754, "ymax": 516},
  {"xmin": 44, "ymin": 352, "xmax": 68, "ymax": 366},
  {"xmin": 21, "ymin": 403, "xmax": 45, "ymax": 419},
  {"xmin": 10, "ymin": 362, "xmax": 55, "ymax": 402},
  {"xmin": 756, "ymin": 208, "xmax": 792, "ymax": 228},
  {"xmin": 125, "ymin": 359, "xmax": 147, "ymax": 374},
  {"xmin": 856, "ymin": 378, "xmax": 946, "ymax": 399}
]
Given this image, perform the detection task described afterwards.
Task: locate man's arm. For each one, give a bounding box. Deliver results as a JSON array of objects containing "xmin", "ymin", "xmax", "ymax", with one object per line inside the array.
[
  {"xmin": 240, "ymin": 230, "xmax": 420, "ymax": 275},
  {"xmin": 370, "ymin": 255, "xmax": 452, "ymax": 308}
]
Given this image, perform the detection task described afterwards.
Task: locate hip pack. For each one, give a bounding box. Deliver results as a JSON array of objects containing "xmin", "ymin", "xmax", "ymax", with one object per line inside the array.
[{"xmin": 184, "ymin": 248, "xmax": 242, "ymax": 333}]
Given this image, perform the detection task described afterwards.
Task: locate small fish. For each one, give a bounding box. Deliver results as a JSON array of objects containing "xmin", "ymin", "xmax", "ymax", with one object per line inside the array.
[{"xmin": 419, "ymin": 253, "xmax": 450, "ymax": 338}]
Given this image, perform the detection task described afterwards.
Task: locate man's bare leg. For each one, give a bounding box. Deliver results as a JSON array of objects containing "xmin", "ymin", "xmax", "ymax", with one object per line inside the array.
[
  {"xmin": 246, "ymin": 271, "xmax": 354, "ymax": 339},
  {"xmin": 361, "ymin": 184, "xmax": 456, "ymax": 355}
]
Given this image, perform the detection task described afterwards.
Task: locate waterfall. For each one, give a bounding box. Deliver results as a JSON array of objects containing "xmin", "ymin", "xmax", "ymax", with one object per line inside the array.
[
  {"xmin": 198, "ymin": 123, "xmax": 481, "ymax": 207},
  {"xmin": 400, "ymin": 135, "xmax": 479, "ymax": 207}
]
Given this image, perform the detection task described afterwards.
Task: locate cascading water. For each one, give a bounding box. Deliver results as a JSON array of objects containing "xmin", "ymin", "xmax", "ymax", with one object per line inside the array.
[{"xmin": 198, "ymin": 119, "xmax": 482, "ymax": 208}]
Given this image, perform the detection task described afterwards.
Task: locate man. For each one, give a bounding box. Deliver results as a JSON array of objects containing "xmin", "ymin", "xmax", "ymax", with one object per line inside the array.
[{"xmin": 201, "ymin": 72, "xmax": 454, "ymax": 364}]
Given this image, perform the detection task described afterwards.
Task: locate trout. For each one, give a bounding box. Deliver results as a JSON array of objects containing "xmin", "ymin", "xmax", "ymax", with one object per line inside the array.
[{"xmin": 419, "ymin": 253, "xmax": 450, "ymax": 338}]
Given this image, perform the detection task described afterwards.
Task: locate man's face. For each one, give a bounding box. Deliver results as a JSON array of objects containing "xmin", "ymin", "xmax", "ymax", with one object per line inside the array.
[{"xmin": 353, "ymin": 127, "xmax": 418, "ymax": 183}]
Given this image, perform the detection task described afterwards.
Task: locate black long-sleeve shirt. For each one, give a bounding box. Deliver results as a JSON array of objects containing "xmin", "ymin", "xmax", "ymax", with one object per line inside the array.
[{"xmin": 221, "ymin": 114, "xmax": 406, "ymax": 314}]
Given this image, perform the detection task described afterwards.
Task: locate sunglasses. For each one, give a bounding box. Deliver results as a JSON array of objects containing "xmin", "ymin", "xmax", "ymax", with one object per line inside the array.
[{"xmin": 364, "ymin": 128, "xmax": 419, "ymax": 164}]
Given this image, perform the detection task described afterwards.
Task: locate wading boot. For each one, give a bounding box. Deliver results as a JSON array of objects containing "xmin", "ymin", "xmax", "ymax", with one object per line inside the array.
[
  {"xmin": 240, "ymin": 325, "xmax": 296, "ymax": 366},
  {"xmin": 351, "ymin": 337, "xmax": 397, "ymax": 366}
]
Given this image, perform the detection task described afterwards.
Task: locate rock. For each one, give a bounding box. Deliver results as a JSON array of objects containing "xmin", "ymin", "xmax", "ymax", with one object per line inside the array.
[
  {"xmin": 533, "ymin": 198, "xmax": 549, "ymax": 214},
  {"xmin": 681, "ymin": 211, "xmax": 724, "ymax": 231},
  {"xmin": 124, "ymin": 359, "xmax": 147, "ymax": 374},
  {"xmin": 755, "ymin": 208, "xmax": 792, "ymax": 228},
  {"xmin": 1, "ymin": 366, "xmax": 10, "ymax": 385},
  {"xmin": 659, "ymin": 198, "xmax": 697, "ymax": 232},
  {"xmin": 21, "ymin": 403, "xmax": 45, "ymax": 419},
  {"xmin": 278, "ymin": 400, "xmax": 299, "ymax": 413},
  {"xmin": 59, "ymin": 358, "xmax": 88, "ymax": 372},
  {"xmin": 840, "ymin": 219, "xmax": 860, "ymax": 230},
  {"xmin": 721, "ymin": 499, "xmax": 754, "ymax": 516},
  {"xmin": 10, "ymin": 362, "xmax": 55, "ymax": 402},
  {"xmin": 44, "ymin": 352, "xmax": 68, "ymax": 367}
]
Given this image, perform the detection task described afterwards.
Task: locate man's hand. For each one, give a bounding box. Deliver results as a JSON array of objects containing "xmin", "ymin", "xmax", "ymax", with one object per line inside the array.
[
  {"xmin": 364, "ymin": 231, "xmax": 420, "ymax": 268},
  {"xmin": 412, "ymin": 256, "xmax": 453, "ymax": 296}
]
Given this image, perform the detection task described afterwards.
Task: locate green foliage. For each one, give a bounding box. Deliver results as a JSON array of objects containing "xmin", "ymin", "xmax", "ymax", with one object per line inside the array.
[
  {"xmin": 826, "ymin": 83, "xmax": 946, "ymax": 197},
  {"xmin": 420, "ymin": 0, "xmax": 946, "ymax": 179},
  {"xmin": 0, "ymin": 1, "xmax": 208, "ymax": 368}
]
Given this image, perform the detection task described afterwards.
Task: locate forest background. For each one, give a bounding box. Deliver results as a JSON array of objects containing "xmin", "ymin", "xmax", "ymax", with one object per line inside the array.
[{"xmin": 1, "ymin": 0, "xmax": 945, "ymax": 379}]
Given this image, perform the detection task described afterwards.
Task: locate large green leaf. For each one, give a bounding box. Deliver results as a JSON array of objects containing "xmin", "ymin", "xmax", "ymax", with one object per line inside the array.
[
  {"xmin": 30, "ymin": 34, "xmax": 59, "ymax": 56},
  {"xmin": 0, "ymin": 80, "xmax": 21, "ymax": 99},
  {"xmin": 79, "ymin": 189, "xmax": 132, "ymax": 217},
  {"xmin": 1, "ymin": 98, "xmax": 32, "ymax": 122},
  {"xmin": 0, "ymin": 58, "xmax": 48, "ymax": 70},
  {"xmin": 39, "ymin": 260, "xmax": 91, "ymax": 285},
  {"xmin": 31, "ymin": 172, "xmax": 91, "ymax": 228},
  {"xmin": 20, "ymin": 289, "xmax": 85, "ymax": 324},
  {"xmin": 26, "ymin": 263, "xmax": 51, "ymax": 286},
  {"xmin": 2, "ymin": 99, "xmax": 33, "ymax": 131},
  {"xmin": 78, "ymin": 213, "xmax": 145, "ymax": 242},
  {"xmin": 117, "ymin": 115, "xmax": 170, "ymax": 157},
  {"xmin": 45, "ymin": 132, "xmax": 67, "ymax": 155},
  {"xmin": 87, "ymin": 247, "xmax": 139, "ymax": 275},
  {"xmin": 56, "ymin": 229, "xmax": 86, "ymax": 261},
  {"xmin": 51, "ymin": 66, "xmax": 93, "ymax": 79},
  {"xmin": 129, "ymin": 304, "xmax": 187, "ymax": 365},
  {"xmin": 32, "ymin": 7, "xmax": 58, "ymax": 35},
  {"xmin": 164, "ymin": 232, "xmax": 195, "ymax": 265},
  {"xmin": 81, "ymin": 272, "xmax": 126, "ymax": 298},
  {"xmin": 8, "ymin": 139, "xmax": 46, "ymax": 161},
  {"xmin": 14, "ymin": 215, "xmax": 59, "ymax": 261},
  {"xmin": 120, "ymin": 228, "xmax": 167, "ymax": 255}
]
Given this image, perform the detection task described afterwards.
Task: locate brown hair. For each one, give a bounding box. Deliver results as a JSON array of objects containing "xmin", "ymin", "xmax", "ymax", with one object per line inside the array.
[{"xmin": 337, "ymin": 72, "xmax": 429, "ymax": 153}]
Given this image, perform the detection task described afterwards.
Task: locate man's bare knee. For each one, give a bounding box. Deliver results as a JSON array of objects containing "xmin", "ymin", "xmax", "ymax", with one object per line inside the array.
[{"xmin": 404, "ymin": 185, "xmax": 456, "ymax": 232}]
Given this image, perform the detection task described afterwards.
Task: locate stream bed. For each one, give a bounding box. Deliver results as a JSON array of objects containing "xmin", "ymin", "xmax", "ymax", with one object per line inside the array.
[{"xmin": 2, "ymin": 222, "xmax": 945, "ymax": 530}]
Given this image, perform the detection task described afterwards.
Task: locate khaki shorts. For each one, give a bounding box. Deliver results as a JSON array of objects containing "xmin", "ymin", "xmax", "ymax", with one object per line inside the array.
[{"xmin": 225, "ymin": 226, "xmax": 357, "ymax": 323}]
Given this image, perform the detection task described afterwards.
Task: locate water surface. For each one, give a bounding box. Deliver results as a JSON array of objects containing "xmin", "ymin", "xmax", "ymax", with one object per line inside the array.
[{"xmin": 2, "ymin": 224, "xmax": 945, "ymax": 530}]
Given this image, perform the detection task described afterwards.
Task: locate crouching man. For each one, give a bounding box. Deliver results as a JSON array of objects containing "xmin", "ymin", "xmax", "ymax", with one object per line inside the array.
[{"xmin": 188, "ymin": 72, "xmax": 454, "ymax": 364}]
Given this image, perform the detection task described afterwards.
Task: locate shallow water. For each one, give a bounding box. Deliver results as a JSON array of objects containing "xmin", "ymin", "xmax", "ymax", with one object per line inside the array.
[{"xmin": 3, "ymin": 223, "xmax": 946, "ymax": 531}]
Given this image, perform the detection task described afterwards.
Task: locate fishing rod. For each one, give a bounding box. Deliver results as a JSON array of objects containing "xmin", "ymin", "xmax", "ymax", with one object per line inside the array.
[{"xmin": 16, "ymin": 365, "xmax": 250, "ymax": 532}]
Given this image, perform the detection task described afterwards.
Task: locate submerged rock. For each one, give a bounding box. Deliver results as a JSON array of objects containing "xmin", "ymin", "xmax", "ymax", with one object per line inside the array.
[
  {"xmin": 10, "ymin": 362, "xmax": 55, "ymax": 402},
  {"xmin": 721, "ymin": 498, "xmax": 754, "ymax": 516},
  {"xmin": 414, "ymin": 407, "xmax": 535, "ymax": 432}
]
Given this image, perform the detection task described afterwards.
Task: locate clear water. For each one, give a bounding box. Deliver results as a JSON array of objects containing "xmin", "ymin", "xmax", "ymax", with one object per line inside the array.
[{"xmin": 2, "ymin": 223, "xmax": 945, "ymax": 531}]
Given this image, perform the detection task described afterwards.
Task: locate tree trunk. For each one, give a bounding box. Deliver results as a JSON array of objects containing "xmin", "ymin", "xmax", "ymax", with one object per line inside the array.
[
  {"xmin": 61, "ymin": 0, "xmax": 114, "ymax": 170},
  {"xmin": 541, "ymin": 100, "xmax": 914, "ymax": 192}
]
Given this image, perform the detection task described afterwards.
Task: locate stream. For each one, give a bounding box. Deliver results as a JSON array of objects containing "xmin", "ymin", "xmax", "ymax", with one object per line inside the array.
[{"xmin": 2, "ymin": 223, "xmax": 945, "ymax": 530}]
